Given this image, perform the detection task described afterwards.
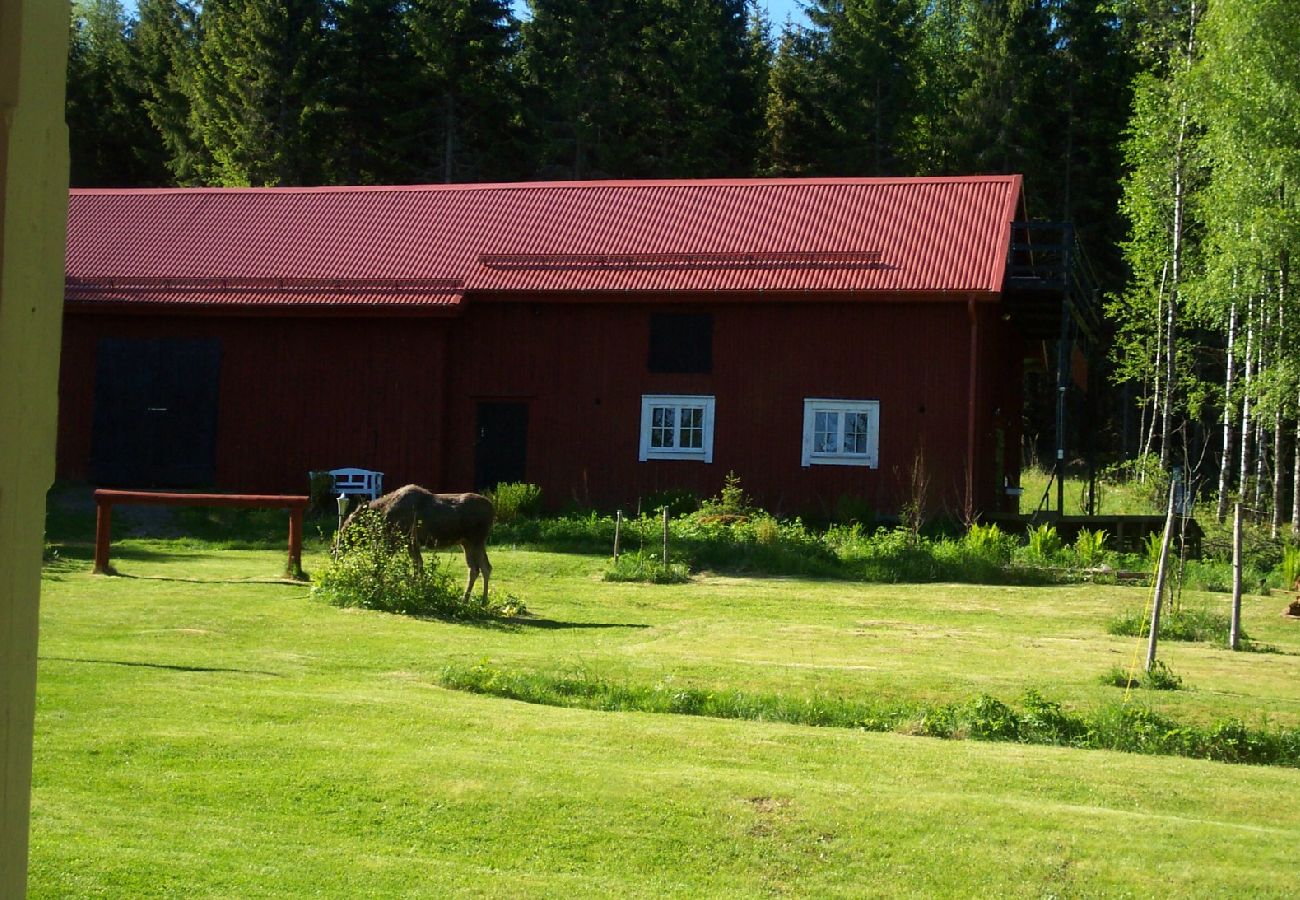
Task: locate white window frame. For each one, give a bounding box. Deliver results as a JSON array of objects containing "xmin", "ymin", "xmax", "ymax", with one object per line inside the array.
[
  {"xmin": 639, "ymin": 394, "xmax": 716, "ymax": 463},
  {"xmin": 801, "ymin": 398, "xmax": 880, "ymax": 468}
]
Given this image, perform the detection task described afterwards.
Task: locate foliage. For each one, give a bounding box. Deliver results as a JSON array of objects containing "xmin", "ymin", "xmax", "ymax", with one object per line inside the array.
[
  {"xmin": 761, "ymin": 0, "xmax": 924, "ymax": 177},
  {"xmin": 66, "ymin": 0, "xmax": 170, "ymax": 186},
  {"xmin": 697, "ymin": 470, "xmax": 756, "ymax": 519},
  {"xmin": 439, "ymin": 662, "xmax": 1299, "ymax": 768},
  {"xmin": 603, "ymin": 550, "xmax": 690, "ymax": 584},
  {"xmin": 1100, "ymin": 659, "xmax": 1183, "ymax": 691},
  {"xmin": 521, "ymin": 0, "xmax": 765, "ymax": 179},
  {"xmin": 1107, "ymin": 604, "xmax": 1240, "ymax": 645},
  {"xmin": 963, "ymin": 523, "xmax": 1015, "ymax": 566},
  {"xmin": 486, "ymin": 482, "xmax": 544, "ymax": 524},
  {"xmin": 1283, "ymin": 543, "xmax": 1300, "ymax": 591},
  {"xmin": 1023, "ymin": 523, "xmax": 1062, "ymax": 562},
  {"xmin": 1072, "ymin": 528, "xmax": 1110, "ymax": 568},
  {"xmin": 313, "ymin": 509, "xmax": 513, "ymax": 618}
]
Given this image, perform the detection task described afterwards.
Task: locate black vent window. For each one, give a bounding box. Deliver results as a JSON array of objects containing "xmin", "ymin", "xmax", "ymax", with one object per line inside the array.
[{"xmin": 648, "ymin": 313, "xmax": 713, "ymax": 373}]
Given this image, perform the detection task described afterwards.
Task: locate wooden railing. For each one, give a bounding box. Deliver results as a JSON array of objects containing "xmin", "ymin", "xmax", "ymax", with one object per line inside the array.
[{"xmin": 93, "ymin": 489, "xmax": 310, "ymax": 578}]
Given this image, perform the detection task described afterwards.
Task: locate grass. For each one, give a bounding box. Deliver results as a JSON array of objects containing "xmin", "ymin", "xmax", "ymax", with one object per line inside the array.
[
  {"xmin": 1018, "ymin": 463, "xmax": 1165, "ymax": 517},
  {"xmin": 31, "ymin": 540, "xmax": 1300, "ymax": 896}
]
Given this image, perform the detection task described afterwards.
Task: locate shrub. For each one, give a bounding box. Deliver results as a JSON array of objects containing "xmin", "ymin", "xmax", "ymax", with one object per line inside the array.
[
  {"xmin": 314, "ymin": 509, "xmax": 514, "ymax": 618},
  {"xmin": 1108, "ymin": 605, "xmax": 1241, "ymax": 645},
  {"xmin": 1282, "ymin": 542, "xmax": 1300, "ymax": 591},
  {"xmin": 604, "ymin": 550, "xmax": 690, "ymax": 584},
  {"xmin": 1025, "ymin": 523, "xmax": 1062, "ymax": 561},
  {"xmin": 964, "ymin": 522, "xmax": 1015, "ymax": 566},
  {"xmin": 698, "ymin": 471, "xmax": 755, "ymax": 519},
  {"xmin": 486, "ymin": 482, "xmax": 544, "ymax": 524},
  {"xmin": 1100, "ymin": 659, "xmax": 1182, "ymax": 691},
  {"xmin": 1072, "ymin": 528, "xmax": 1109, "ymax": 567},
  {"xmin": 1019, "ymin": 690, "xmax": 1088, "ymax": 745}
]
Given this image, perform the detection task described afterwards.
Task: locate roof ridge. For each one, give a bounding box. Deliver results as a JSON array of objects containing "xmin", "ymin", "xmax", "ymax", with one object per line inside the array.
[{"xmin": 68, "ymin": 174, "xmax": 1021, "ymax": 197}]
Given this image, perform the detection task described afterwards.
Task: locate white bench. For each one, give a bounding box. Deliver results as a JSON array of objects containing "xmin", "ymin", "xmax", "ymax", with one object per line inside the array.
[{"xmin": 327, "ymin": 467, "xmax": 384, "ymax": 501}]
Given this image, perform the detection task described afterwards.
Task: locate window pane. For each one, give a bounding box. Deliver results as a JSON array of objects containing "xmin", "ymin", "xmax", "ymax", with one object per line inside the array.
[
  {"xmin": 680, "ymin": 407, "xmax": 703, "ymax": 449},
  {"xmin": 843, "ymin": 412, "xmax": 869, "ymax": 454},
  {"xmin": 813, "ymin": 410, "xmax": 837, "ymax": 453},
  {"xmin": 651, "ymin": 406, "xmax": 675, "ymax": 448}
]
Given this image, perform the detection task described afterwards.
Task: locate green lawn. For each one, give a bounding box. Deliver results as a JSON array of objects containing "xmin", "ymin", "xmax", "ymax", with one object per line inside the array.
[{"xmin": 30, "ymin": 542, "xmax": 1300, "ymax": 896}]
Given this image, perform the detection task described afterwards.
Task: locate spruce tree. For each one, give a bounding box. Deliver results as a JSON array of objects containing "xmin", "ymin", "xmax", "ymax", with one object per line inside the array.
[
  {"xmin": 402, "ymin": 0, "xmax": 526, "ymax": 183},
  {"xmin": 762, "ymin": 0, "xmax": 923, "ymax": 177},
  {"xmin": 188, "ymin": 0, "xmax": 330, "ymax": 186},
  {"xmin": 522, "ymin": 0, "xmax": 765, "ymax": 179},
  {"xmin": 67, "ymin": 0, "xmax": 168, "ymax": 186}
]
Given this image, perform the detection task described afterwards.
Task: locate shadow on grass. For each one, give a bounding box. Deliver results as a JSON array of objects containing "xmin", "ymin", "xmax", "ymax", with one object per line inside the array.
[
  {"xmin": 505, "ymin": 616, "xmax": 651, "ymax": 630},
  {"xmin": 107, "ymin": 572, "xmax": 311, "ymax": 586},
  {"xmin": 41, "ymin": 656, "xmax": 282, "ymax": 677},
  {"xmin": 429, "ymin": 614, "xmax": 651, "ymax": 633}
]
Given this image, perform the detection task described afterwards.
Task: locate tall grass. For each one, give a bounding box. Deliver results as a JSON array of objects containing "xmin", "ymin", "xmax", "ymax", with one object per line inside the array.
[{"xmin": 437, "ymin": 662, "xmax": 1300, "ymax": 768}]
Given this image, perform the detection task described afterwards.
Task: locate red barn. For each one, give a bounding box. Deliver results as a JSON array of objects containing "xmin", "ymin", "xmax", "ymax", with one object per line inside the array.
[{"xmin": 57, "ymin": 176, "xmax": 1034, "ymax": 519}]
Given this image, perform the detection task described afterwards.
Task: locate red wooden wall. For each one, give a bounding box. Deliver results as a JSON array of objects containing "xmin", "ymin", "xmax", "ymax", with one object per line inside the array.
[
  {"xmin": 57, "ymin": 314, "xmax": 450, "ymax": 495},
  {"xmin": 56, "ymin": 295, "xmax": 1022, "ymax": 518}
]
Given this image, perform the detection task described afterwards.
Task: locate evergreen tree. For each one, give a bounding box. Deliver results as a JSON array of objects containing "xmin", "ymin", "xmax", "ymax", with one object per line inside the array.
[
  {"xmin": 762, "ymin": 0, "xmax": 923, "ymax": 177},
  {"xmin": 522, "ymin": 0, "xmax": 765, "ymax": 179},
  {"xmin": 402, "ymin": 0, "xmax": 527, "ymax": 183},
  {"xmin": 188, "ymin": 0, "xmax": 331, "ymax": 186},
  {"xmin": 66, "ymin": 0, "xmax": 168, "ymax": 186},
  {"xmin": 132, "ymin": 0, "xmax": 205, "ymax": 185},
  {"xmin": 318, "ymin": 0, "xmax": 423, "ymax": 184}
]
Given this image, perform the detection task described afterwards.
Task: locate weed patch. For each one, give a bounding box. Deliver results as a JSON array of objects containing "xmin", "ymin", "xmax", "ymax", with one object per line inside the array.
[
  {"xmin": 1108, "ymin": 606, "xmax": 1242, "ymax": 645},
  {"xmin": 604, "ymin": 551, "xmax": 691, "ymax": 584},
  {"xmin": 1101, "ymin": 660, "xmax": 1183, "ymax": 691},
  {"xmin": 436, "ymin": 662, "xmax": 1300, "ymax": 768}
]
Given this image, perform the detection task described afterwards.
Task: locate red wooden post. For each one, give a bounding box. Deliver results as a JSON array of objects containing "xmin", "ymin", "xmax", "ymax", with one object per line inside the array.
[
  {"xmin": 93, "ymin": 496, "xmax": 113, "ymax": 574},
  {"xmin": 287, "ymin": 506, "xmax": 304, "ymax": 578}
]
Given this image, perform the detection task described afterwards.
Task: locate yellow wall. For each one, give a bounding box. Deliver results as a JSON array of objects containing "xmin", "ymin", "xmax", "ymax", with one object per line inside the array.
[{"xmin": 0, "ymin": 0, "xmax": 69, "ymax": 894}]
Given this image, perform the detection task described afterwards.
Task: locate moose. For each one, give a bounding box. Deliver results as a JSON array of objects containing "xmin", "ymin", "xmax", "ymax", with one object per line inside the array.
[{"xmin": 343, "ymin": 484, "xmax": 494, "ymax": 602}]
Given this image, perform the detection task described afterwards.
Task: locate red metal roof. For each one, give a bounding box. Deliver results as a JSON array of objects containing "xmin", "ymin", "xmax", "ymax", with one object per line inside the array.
[{"xmin": 65, "ymin": 176, "xmax": 1022, "ymax": 309}]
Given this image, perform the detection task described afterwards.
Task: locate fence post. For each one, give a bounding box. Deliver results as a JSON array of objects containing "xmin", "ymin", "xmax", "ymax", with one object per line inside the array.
[
  {"xmin": 288, "ymin": 506, "xmax": 305, "ymax": 579},
  {"xmin": 1230, "ymin": 502, "xmax": 1243, "ymax": 651},
  {"xmin": 93, "ymin": 496, "xmax": 113, "ymax": 574},
  {"xmin": 662, "ymin": 506, "xmax": 669, "ymax": 566},
  {"xmin": 614, "ymin": 510, "xmax": 622, "ymax": 562},
  {"xmin": 1145, "ymin": 480, "xmax": 1177, "ymax": 673}
]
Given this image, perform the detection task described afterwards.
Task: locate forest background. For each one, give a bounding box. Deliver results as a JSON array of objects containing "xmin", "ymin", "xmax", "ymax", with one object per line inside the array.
[{"xmin": 65, "ymin": 1, "xmax": 1300, "ymax": 538}]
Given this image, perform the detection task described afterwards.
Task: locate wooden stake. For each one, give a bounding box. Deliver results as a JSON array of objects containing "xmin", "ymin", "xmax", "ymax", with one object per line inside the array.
[
  {"xmin": 1230, "ymin": 502, "xmax": 1243, "ymax": 651},
  {"xmin": 1146, "ymin": 480, "xmax": 1178, "ymax": 673},
  {"xmin": 613, "ymin": 510, "xmax": 622, "ymax": 562},
  {"xmin": 662, "ymin": 507, "xmax": 669, "ymax": 566}
]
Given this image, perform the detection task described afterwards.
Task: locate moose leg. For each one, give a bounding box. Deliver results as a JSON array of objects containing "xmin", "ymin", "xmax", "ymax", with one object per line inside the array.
[
  {"xmin": 461, "ymin": 543, "xmax": 479, "ymax": 601},
  {"xmin": 408, "ymin": 539, "xmax": 424, "ymax": 574},
  {"xmin": 478, "ymin": 546, "xmax": 491, "ymax": 600}
]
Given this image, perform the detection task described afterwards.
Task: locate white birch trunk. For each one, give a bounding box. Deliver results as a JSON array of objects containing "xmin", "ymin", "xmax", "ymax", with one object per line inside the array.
[
  {"xmin": 1239, "ymin": 293, "xmax": 1256, "ymax": 508},
  {"xmin": 1292, "ymin": 389, "xmax": 1300, "ymax": 538},
  {"xmin": 1217, "ymin": 298, "xmax": 1238, "ymax": 522},
  {"xmin": 1272, "ymin": 265, "xmax": 1287, "ymax": 538}
]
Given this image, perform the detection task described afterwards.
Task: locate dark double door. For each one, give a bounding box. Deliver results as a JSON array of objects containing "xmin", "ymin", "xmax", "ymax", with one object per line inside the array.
[
  {"xmin": 92, "ymin": 338, "xmax": 221, "ymax": 487},
  {"xmin": 474, "ymin": 401, "xmax": 528, "ymax": 491}
]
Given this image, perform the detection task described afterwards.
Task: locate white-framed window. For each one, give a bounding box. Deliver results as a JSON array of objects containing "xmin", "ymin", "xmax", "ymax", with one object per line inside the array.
[
  {"xmin": 639, "ymin": 394, "xmax": 715, "ymax": 462},
  {"xmin": 801, "ymin": 398, "xmax": 880, "ymax": 467}
]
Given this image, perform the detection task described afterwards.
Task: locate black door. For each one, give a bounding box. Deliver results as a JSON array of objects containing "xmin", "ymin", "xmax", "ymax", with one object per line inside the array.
[
  {"xmin": 91, "ymin": 338, "xmax": 221, "ymax": 487},
  {"xmin": 474, "ymin": 402, "xmax": 528, "ymax": 491}
]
